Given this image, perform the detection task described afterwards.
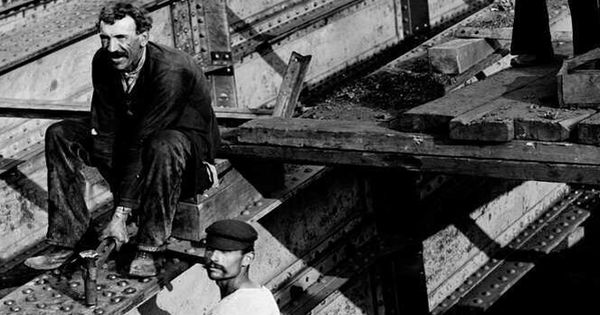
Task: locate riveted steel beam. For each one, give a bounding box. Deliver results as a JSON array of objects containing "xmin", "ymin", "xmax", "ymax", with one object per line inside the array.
[
  {"xmin": 399, "ymin": 0, "xmax": 429, "ymax": 36},
  {"xmin": 431, "ymin": 188, "xmax": 598, "ymax": 315}
]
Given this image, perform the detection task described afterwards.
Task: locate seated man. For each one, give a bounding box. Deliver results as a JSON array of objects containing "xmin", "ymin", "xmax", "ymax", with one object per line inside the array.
[
  {"xmin": 25, "ymin": 2, "xmax": 220, "ymax": 277},
  {"xmin": 511, "ymin": 0, "xmax": 600, "ymax": 66},
  {"xmin": 204, "ymin": 219, "xmax": 280, "ymax": 315}
]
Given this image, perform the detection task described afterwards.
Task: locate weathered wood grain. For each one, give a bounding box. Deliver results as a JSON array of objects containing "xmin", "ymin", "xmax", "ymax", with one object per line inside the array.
[
  {"xmin": 230, "ymin": 117, "xmax": 600, "ymax": 166},
  {"xmin": 577, "ymin": 112, "xmax": 600, "ymax": 145},
  {"xmin": 397, "ymin": 63, "xmax": 559, "ymax": 133}
]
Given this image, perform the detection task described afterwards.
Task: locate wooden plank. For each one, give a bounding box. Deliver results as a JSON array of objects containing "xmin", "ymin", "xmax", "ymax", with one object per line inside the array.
[
  {"xmin": 229, "ymin": 117, "xmax": 600, "ymax": 166},
  {"xmin": 272, "ymin": 52, "xmax": 312, "ymax": 118},
  {"xmin": 222, "ymin": 143, "xmax": 600, "ymax": 185},
  {"xmin": 514, "ymin": 107, "xmax": 594, "ymax": 141},
  {"xmin": 0, "ymin": 98, "xmax": 88, "ymax": 119},
  {"xmin": 449, "ymin": 74, "xmax": 594, "ymax": 142},
  {"xmin": 396, "ymin": 63, "xmax": 559, "ymax": 133}
]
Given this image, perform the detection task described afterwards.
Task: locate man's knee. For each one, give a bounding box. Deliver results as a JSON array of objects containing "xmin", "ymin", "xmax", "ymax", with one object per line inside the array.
[{"xmin": 144, "ymin": 130, "xmax": 189, "ymax": 161}]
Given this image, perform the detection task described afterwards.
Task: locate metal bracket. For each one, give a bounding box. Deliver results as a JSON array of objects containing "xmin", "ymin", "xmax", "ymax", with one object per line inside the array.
[{"xmin": 399, "ymin": 0, "xmax": 430, "ymax": 36}]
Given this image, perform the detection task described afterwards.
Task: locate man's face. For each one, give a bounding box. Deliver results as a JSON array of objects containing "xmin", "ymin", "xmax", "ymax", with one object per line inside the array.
[
  {"xmin": 204, "ymin": 247, "xmax": 251, "ymax": 281},
  {"xmin": 99, "ymin": 15, "xmax": 148, "ymax": 72}
]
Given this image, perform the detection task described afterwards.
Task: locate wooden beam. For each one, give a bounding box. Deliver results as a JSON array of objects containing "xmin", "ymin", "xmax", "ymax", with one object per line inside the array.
[
  {"xmin": 225, "ymin": 117, "xmax": 600, "ymax": 166},
  {"xmin": 0, "ymin": 98, "xmax": 89, "ymax": 119},
  {"xmin": 449, "ymin": 74, "xmax": 594, "ymax": 142},
  {"xmin": 396, "ymin": 63, "xmax": 559, "ymax": 133},
  {"xmin": 222, "ymin": 143, "xmax": 600, "ymax": 185},
  {"xmin": 272, "ymin": 52, "xmax": 312, "ymax": 118}
]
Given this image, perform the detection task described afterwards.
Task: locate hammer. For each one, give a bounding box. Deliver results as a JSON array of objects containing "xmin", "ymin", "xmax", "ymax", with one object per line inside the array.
[{"xmin": 79, "ymin": 238, "xmax": 117, "ymax": 306}]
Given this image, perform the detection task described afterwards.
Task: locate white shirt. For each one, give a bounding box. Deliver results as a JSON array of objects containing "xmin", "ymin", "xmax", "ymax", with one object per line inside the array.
[{"xmin": 207, "ymin": 286, "xmax": 280, "ymax": 315}]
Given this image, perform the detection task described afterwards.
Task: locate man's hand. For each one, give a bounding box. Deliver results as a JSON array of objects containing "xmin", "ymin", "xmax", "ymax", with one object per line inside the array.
[{"xmin": 100, "ymin": 206, "xmax": 131, "ymax": 250}]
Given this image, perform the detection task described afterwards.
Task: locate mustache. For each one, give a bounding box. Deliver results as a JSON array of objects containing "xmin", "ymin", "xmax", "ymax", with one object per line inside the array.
[
  {"xmin": 204, "ymin": 262, "xmax": 225, "ymax": 271},
  {"xmin": 109, "ymin": 52, "xmax": 127, "ymax": 58}
]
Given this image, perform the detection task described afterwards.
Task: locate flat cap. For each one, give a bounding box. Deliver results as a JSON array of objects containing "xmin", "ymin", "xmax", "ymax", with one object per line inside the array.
[{"xmin": 205, "ymin": 219, "xmax": 258, "ymax": 251}]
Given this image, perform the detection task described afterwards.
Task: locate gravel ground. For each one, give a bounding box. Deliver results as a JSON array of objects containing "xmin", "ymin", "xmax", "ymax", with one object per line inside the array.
[{"xmin": 299, "ymin": 0, "xmax": 569, "ymax": 124}]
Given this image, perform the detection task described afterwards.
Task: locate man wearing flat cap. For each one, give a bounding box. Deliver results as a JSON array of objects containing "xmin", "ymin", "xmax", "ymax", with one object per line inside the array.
[{"xmin": 204, "ymin": 219, "xmax": 280, "ymax": 315}]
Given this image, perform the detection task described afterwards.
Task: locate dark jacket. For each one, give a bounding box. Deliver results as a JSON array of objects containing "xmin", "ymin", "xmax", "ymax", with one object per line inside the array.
[{"xmin": 90, "ymin": 42, "xmax": 220, "ymax": 209}]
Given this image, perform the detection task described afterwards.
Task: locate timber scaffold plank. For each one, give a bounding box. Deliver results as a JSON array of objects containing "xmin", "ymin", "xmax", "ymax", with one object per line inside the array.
[{"xmin": 222, "ymin": 117, "xmax": 600, "ymax": 185}]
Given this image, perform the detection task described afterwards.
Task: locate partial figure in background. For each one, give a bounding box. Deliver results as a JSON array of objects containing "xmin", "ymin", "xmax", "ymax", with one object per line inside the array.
[
  {"xmin": 204, "ymin": 219, "xmax": 280, "ymax": 315},
  {"xmin": 511, "ymin": 0, "xmax": 600, "ymax": 67}
]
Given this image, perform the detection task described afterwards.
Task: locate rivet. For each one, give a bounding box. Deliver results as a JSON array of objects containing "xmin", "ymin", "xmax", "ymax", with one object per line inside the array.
[
  {"xmin": 508, "ymin": 269, "xmax": 516, "ymax": 274},
  {"xmin": 482, "ymin": 291, "xmax": 491, "ymax": 296},
  {"xmin": 42, "ymin": 286, "xmax": 52, "ymax": 291},
  {"xmin": 36, "ymin": 303, "xmax": 47, "ymax": 309},
  {"xmin": 466, "ymin": 280, "xmax": 474, "ymax": 285},
  {"xmin": 94, "ymin": 308, "xmax": 106, "ymax": 314},
  {"xmin": 52, "ymin": 292, "xmax": 62, "ymax": 298},
  {"xmin": 499, "ymin": 276, "xmax": 508, "ymax": 282},
  {"xmin": 473, "ymin": 298, "xmax": 483, "ymax": 304},
  {"xmin": 60, "ymin": 305, "xmax": 73, "ymax": 312},
  {"xmin": 10, "ymin": 306, "xmax": 21, "ymax": 312},
  {"xmin": 69, "ymin": 281, "xmax": 80, "ymax": 288},
  {"xmin": 111, "ymin": 296, "xmax": 124, "ymax": 304},
  {"xmin": 22, "ymin": 288, "xmax": 33, "ymax": 294},
  {"xmin": 568, "ymin": 216, "xmax": 576, "ymax": 220},
  {"xmin": 123, "ymin": 287, "xmax": 137, "ymax": 294},
  {"xmin": 491, "ymin": 283, "xmax": 500, "ymax": 289},
  {"xmin": 117, "ymin": 280, "xmax": 129, "ymax": 287},
  {"xmin": 562, "ymin": 222, "xmax": 570, "ymax": 227},
  {"xmin": 103, "ymin": 291, "xmax": 116, "ymax": 297},
  {"xmin": 107, "ymin": 274, "xmax": 118, "ymax": 280},
  {"xmin": 547, "ymin": 235, "xmax": 555, "ymax": 240},
  {"xmin": 539, "ymin": 241, "xmax": 547, "ymax": 246},
  {"xmin": 4, "ymin": 300, "xmax": 15, "ymax": 305},
  {"xmin": 554, "ymin": 228, "xmax": 562, "ymax": 233},
  {"xmin": 140, "ymin": 277, "xmax": 151, "ymax": 283}
]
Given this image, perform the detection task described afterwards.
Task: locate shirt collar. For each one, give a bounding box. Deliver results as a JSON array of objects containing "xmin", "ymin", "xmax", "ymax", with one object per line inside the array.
[{"xmin": 123, "ymin": 46, "xmax": 147, "ymax": 79}]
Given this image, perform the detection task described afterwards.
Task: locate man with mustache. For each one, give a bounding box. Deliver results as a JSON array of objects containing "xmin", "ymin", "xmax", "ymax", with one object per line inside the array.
[
  {"xmin": 25, "ymin": 1, "xmax": 220, "ymax": 277},
  {"xmin": 204, "ymin": 219, "xmax": 280, "ymax": 315}
]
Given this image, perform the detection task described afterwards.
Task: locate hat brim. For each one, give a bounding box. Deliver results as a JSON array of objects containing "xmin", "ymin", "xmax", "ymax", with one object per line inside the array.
[{"xmin": 206, "ymin": 235, "xmax": 253, "ymax": 251}]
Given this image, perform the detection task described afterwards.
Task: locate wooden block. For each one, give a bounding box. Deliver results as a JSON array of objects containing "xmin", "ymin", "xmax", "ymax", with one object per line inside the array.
[
  {"xmin": 449, "ymin": 98, "xmax": 515, "ymax": 142},
  {"xmin": 396, "ymin": 63, "xmax": 560, "ymax": 133},
  {"xmin": 428, "ymin": 38, "xmax": 495, "ymax": 74},
  {"xmin": 558, "ymin": 48, "xmax": 600, "ymax": 108},
  {"xmin": 171, "ymin": 167, "xmax": 262, "ymax": 241},
  {"xmin": 450, "ymin": 72, "xmax": 595, "ymax": 142},
  {"xmin": 449, "ymin": 73, "xmax": 560, "ymax": 142},
  {"xmin": 577, "ymin": 112, "xmax": 600, "ymax": 145},
  {"xmin": 514, "ymin": 107, "xmax": 594, "ymax": 141}
]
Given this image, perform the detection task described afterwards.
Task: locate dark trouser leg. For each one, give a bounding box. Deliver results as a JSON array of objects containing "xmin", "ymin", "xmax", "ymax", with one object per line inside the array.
[
  {"xmin": 46, "ymin": 119, "xmax": 94, "ymax": 248},
  {"xmin": 511, "ymin": 0, "xmax": 554, "ymax": 57},
  {"xmin": 569, "ymin": 0, "xmax": 600, "ymax": 55},
  {"xmin": 135, "ymin": 130, "xmax": 191, "ymax": 251}
]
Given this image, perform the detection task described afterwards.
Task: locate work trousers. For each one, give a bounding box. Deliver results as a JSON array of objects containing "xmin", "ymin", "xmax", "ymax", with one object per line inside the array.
[
  {"xmin": 511, "ymin": 0, "xmax": 600, "ymax": 56},
  {"xmin": 45, "ymin": 119, "xmax": 191, "ymax": 250}
]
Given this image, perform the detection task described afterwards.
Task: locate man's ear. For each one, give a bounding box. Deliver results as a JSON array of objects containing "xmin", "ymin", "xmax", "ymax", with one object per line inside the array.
[
  {"xmin": 241, "ymin": 251, "xmax": 255, "ymax": 267},
  {"xmin": 139, "ymin": 31, "xmax": 149, "ymax": 47}
]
